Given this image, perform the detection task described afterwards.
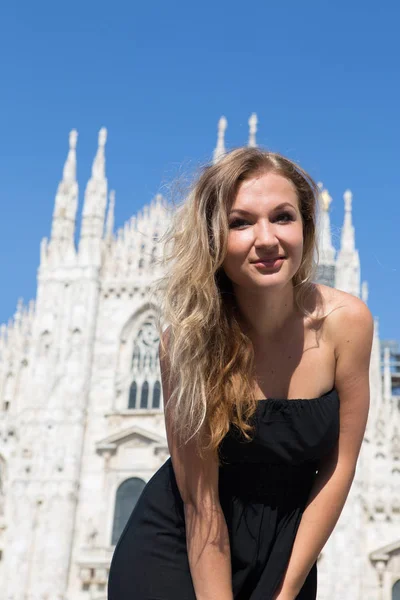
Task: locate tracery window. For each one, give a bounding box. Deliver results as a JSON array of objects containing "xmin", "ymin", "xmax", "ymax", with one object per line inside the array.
[
  {"xmin": 127, "ymin": 316, "xmax": 161, "ymax": 410},
  {"xmin": 393, "ymin": 579, "xmax": 400, "ymax": 600},
  {"xmin": 111, "ymin": 478, "xmax": 146, "ymax": 545}
]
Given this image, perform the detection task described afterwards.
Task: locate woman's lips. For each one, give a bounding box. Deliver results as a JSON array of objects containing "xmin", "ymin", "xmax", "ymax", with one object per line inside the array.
[{"xmin": 252, "ymin": 257, "xmax": 285, "ymax": 269}]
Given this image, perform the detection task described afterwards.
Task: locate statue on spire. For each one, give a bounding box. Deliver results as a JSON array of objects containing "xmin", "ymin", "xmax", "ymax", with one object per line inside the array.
[
  {"xmin": 48, "ymin": 129, "xmax": 79, "ymax": 264},
  {"xmin": 361, "ymin": 281, "xmax": 369, "ymax": 304},
  {"xmin": 344, "ymin": 189, "xmax": 353, "ymax": 212},
  {"xmin": 78, "ymin": 128, "xmax": 109, "ymax": 265},
  {"xmin": 315, "ymin": 182, "xmax": 335, "ymax": 279},
  {"xmin": 213, "ymin": 116, "xmax": 227, "ymax": 163},
  {"xmin": 248, "ymin": 113, "xmax": 258, "ymax": 147},
  {"xmin": 341, "ymin": 189, "xmax": 355, "ymax": 252},
  {"xmin": 335, "ymin": 187, "xmax": 360, "ymax": 296},
  {"xmin": 62, "ymin": 130, "xmax": 78, "ymax": 183},
  {"xmin": 91, "ymin": 127, "xmax": 107, "ymax": 181},
  {"xmin": 318, "ymin": 183, "xmax": 332, "ymax": 212}
]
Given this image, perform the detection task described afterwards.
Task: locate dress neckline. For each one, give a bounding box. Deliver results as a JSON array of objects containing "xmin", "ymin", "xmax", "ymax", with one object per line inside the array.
[{"xmin": 256, "ymin": 386, "xmax": 337, "ymax": 404}]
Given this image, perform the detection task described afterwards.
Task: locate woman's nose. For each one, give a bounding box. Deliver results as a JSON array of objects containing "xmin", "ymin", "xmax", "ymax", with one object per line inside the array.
[{"xmin": 254, "ymin": 222, "xmax": 279, "ymax": 247}]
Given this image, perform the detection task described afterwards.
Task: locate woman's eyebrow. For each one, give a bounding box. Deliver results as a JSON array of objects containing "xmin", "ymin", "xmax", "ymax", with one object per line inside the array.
[{"xmin": 229, "ymin": 202, "xmax": 297, "ymax": 216}]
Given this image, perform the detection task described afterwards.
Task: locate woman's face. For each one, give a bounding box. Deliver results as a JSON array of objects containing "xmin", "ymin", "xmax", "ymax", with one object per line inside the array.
[{"xmin": 222, "ymin": 171, "xmax": 304, "ymax": 292}]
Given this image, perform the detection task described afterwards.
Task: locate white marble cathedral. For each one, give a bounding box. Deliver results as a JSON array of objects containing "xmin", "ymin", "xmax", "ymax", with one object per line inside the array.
[{"xmin": 0, "ymin": 115, "xmax": 399, "ymax": 600}]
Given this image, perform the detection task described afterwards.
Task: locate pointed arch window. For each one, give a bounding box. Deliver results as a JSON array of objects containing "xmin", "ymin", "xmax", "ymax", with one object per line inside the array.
[
  {"xmin": 112, "ymin": 478, "xmax": 146, "ymax": 545},
  {"xmin": 393, "ymin": 580, "xmax": 400, "ymax": 600},
  {"xmin": 127, "ymin": 316, "xmax": 162, "ymax": 410},
  {"xmin": 140, "ymin": 381, "xmax": 149, "ymax": 408},
  {"xmin": 128, "ymin": 382, "xmax": 137, "ymax": 409},
  {"xmin": 152, "ymin": 381, "xmax": 161, "ymax": 409}
]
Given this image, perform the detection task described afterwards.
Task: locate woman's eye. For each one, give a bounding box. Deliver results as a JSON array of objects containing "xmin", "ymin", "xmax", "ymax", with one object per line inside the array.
[
  {"xmin": 229, "ymin": 218, "xmax": 248, "ymax": 228},
  {"xmin": 229, "ymin": 214, "xmax": 294, "ymax": 228},
  {"xmin": 276, "ymin": 212, "xmax": 294, "ymax": 223}
]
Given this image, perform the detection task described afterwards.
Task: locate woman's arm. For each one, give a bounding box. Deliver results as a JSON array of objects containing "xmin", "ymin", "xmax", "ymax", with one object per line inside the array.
[
  {"xmin": 274, "ymin": 296, "xmax": 374, "ymax": 600},
  {"xmin": 183, "ymin": 472, "xmax": 233, "ymax": 600},
  {"xmin": 159, "ymin": 328, "xmax": 234, "ymax": 600}
]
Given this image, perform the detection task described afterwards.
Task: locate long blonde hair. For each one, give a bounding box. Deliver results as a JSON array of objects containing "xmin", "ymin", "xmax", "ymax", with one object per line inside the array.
[{"xmin": 151, "ymin": 147, "xmax": 320, "ymax": 459}]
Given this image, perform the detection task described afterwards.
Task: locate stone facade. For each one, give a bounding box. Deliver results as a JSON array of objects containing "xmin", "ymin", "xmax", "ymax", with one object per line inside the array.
[{"xmin": 0, "ymin": 117, "xmax": 398, "ymax": 600}]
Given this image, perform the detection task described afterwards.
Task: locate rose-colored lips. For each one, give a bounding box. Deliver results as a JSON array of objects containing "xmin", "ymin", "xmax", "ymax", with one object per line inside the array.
[
  {"xmin": 251, "ymin": 256, "xmax": 285, "ymax": 263},
  {"xmin": 252, "ymin": 257, "xmax": 286, "ymax": 268}
]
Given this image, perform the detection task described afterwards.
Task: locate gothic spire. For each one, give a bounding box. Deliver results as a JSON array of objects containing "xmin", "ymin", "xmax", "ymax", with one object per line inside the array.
[
  {"xmin": 317, "ymin": 183, "xmax": 336, "ymax": 265},
  {"xmin": 63, "ymin": 130, "xmax": 78, "ymax": 182},
  {"xmin": 91, "ymin": 127, "xmax": 107, "ymax": 180},
  {"xmin": 315, "ymin": 183, "xmax": 336, "ymax": 287},
  {"xmin": 213, "ymin": 116, "xmax": 227, "ymax": 163},
  {"xmin": 78, "ymin": 128, "xmax": 109, "ymax": 266},
  {"xmin": 335, "ymin": 189, "xmax": 360, "ymax": 296},
  {"xmin": 248, "ymin": 113, "xmax": 258, "ymax": 147},
  {"xmin": 105, "ymin": 190, "xmax": 115, "ymax": 241},
  {"xmin": 341, "ymin": 190, "xmax": 356, "ymax": 252},
  {"xmin": 47, "ymin": 129, "xmax": 79, "ymax": 264}
]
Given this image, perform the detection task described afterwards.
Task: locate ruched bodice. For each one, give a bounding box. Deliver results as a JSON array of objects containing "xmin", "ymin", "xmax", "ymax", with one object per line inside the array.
[
  {"xmin": 219, "ymin": 387, "xmax": 339, "ymax": 466},
  {"xmin": 108, "ymin": 388, "xmax": 340, "ymax": 600}
]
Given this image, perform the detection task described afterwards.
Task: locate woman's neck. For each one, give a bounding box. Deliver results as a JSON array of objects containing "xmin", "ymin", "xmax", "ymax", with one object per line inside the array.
[{"xmin": 234, "ymin": 281, "xmax": 300, "ymax": 344}]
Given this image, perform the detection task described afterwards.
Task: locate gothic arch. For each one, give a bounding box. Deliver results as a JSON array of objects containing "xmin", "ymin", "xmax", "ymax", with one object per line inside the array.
[
  {"xmin": 120, "ymin": 302, "xmax": 160, "ymax": 344},
  {"xmin": 153, "ymin": 380, "xmax": 161, "ymax": 409},
  {"xmin": 393, "ymin": 579, "xmax": 400, "ymax": 600},
  {"xmin": 128, "ymin": 381, "xmax": 137, "ymax": 409},
  {"xmin": 140, "ymin": 380, "xmax": 149, "ymax": 408},
  {"xmin": 111, "ymin": 477, "xmax": 146, "ymax": 545},
  {"xmin": 115, "ymin": 304, "xmax": 163, "ymax": 412}
]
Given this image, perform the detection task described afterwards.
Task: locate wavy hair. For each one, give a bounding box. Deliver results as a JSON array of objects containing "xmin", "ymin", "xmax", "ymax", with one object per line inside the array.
[{"xmin": 151, "ymin": 146, "xmax": 321, "ymax": 461}]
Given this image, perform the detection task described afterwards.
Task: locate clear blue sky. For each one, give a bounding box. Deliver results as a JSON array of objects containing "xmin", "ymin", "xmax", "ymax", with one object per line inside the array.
[{"xmin": 0, "ymin": 1, "xmax": 399, "ymax": 343}]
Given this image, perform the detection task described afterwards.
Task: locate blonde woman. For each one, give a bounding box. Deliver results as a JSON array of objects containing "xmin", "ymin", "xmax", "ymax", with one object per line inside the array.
[{"xmin": 108, "ymin": 147, "xmax": 373, "ymax": 600}]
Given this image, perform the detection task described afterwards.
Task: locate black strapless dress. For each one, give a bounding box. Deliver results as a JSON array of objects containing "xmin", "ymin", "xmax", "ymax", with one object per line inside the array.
[{"xmin": 108, "ymin": 388, "xmax": 340, "ymax": 600}]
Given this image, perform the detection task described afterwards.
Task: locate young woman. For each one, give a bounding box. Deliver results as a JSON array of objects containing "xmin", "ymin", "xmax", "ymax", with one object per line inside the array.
[{"xmin": 108, "ymin": 147, "xmax": 373, "ymax": 600}]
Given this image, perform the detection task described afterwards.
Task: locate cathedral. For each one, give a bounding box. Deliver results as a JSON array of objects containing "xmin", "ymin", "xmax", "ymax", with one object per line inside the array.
[{"xmin": 0, "ymin": 116, "xmax": 399, "ymax": 600}]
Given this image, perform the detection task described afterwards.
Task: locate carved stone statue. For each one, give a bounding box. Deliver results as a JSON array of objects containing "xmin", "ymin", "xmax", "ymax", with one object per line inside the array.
[{"xmin": 320, "ymin": 188, "xmax": 332, "ymax": 212}]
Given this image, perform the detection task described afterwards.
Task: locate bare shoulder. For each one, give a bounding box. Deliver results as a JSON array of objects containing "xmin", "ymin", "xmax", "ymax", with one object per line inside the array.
[
  {"xmin": 311, "ymin": 286, "xmax": 374, "ymax": 471},
  {"xmin": 313, "ymin": 283, "xmax": 374, "ymax": 359}
]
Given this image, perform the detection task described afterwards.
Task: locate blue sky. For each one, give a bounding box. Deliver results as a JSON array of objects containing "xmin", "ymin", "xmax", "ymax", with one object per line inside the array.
[{"xmin": 0, "ymin": 1, "xmax": 399, "ymax": 343}]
